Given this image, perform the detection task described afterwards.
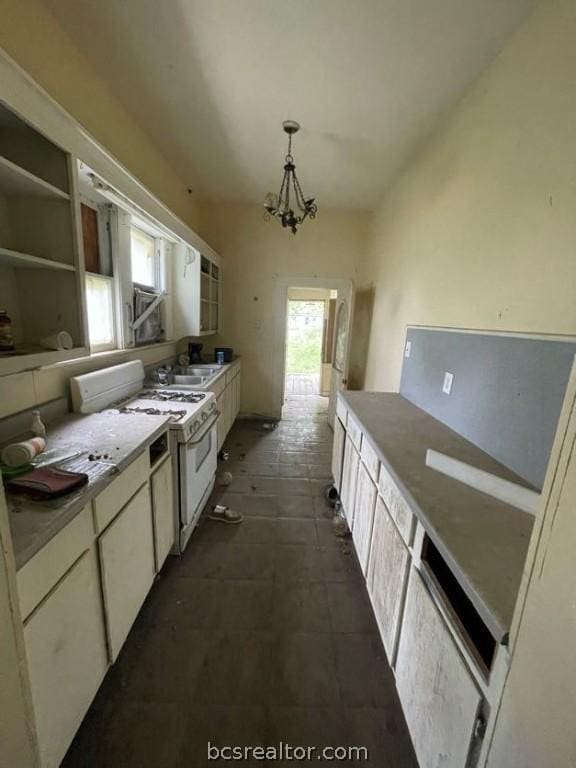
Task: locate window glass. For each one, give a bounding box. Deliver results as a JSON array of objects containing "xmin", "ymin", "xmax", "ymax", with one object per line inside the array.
[
  {"xmin": 130, "ymin": 227, "xmax": 156, "ymax": 286},
  {"xmin": 85, "ymin": 274, "xmax": 115, "ymax": 348}
]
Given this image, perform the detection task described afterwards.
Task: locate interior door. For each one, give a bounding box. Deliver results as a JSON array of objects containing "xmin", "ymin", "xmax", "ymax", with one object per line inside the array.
[{"xmin": 328, "ymin": 290, "xmax": 353, "ymax": 427}]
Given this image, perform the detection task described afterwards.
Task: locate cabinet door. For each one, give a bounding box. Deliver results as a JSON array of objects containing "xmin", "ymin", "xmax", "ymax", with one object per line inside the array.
[
  {"xmin": 332, "ymin": 417, "xmax": 345, "ymax": 493},
  {"xmin": 234, "ymin": 372, "xmax": 241, "ymax": 419},
  {"xmin": 151, "ymin": 456, "xmax": 174, "ymax": 571},
  {"xmin": 225, "ymin": 383, "xmax": 233, "ymax": 435},
  {"xmin": 396, "ymin": 569, "xmax": 482, "ymax": 768},
  {"xmin": 217, "ymin": 391, "xmax": 225, "ymax": 450},
  {"xmin": 99, "ymin": 483, "xmax": 155, "ymax": 661},
  {"xmin": 367, "ymin": 498, "xmax": 410, "ymax": 662},
  {"xmin": 351, "ymin": 462, "xmax": 377, "ymax": 575},
  {"xmin": 24, "ymin": 548, "xmax": 108, "ymax": 768},
  {"xmin": 341, "ymin": 435, "xmax": 360, "ymax": 527}
]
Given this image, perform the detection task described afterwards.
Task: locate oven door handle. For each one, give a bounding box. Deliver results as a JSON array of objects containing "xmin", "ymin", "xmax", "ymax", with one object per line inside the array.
[{"xmin": 186, "ymin": 411, "xmax": 220, "ymax": 447}]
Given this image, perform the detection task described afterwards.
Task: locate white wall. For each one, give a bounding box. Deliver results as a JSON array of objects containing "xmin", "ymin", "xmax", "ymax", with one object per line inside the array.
[
  {"xmin": 197, "ymin": 201, "xmax": 369, "ymax": 417},
  {"xmin": 359, "ymin": 0, "xmax": 576, "ymax": 393}
]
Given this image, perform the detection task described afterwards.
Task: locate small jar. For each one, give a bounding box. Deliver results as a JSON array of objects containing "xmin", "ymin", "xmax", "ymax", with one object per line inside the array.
[{"xmin": 0, "ymin": 309, "xmax": 14, "ymax": 352}]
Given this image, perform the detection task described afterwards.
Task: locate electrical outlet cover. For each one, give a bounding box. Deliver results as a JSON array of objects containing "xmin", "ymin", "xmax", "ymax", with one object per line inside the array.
[{"xmin": 443, "ymin": 372, "xmax": 454, "ymax": 394}]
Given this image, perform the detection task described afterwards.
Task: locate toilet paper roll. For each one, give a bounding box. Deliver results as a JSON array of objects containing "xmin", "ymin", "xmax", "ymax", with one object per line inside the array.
[{"xmin": 40, "ymin": 331, "xmax": 73, "ymax": 351}]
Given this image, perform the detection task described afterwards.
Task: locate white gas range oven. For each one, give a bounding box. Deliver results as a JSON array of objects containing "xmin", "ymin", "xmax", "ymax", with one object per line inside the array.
[{"xmin": 71, "ymin": 360, "xmax": 219, "ymax": 552}]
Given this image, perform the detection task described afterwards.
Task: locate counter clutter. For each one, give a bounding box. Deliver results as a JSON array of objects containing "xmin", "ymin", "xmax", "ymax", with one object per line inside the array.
[
  {"xmin": 8, "ymin": 410, "xmax": 170, "ymax": 569},
  {"xmin": 333, "ymin": 390, "xmax": 536, "ymax": 768},
  {"xmin": 1, "ymin": 355, "xmax": 241, "ymax": 768}
]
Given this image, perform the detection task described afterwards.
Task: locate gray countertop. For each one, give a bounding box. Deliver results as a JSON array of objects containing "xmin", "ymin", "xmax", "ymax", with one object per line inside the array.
[
  {"xmin": 341, "ymin": 391, "xmax": 535, "ymax": 643},
  {"xmin": 8, "ymin": 411, "xmax": 170, "ymax": 570}
]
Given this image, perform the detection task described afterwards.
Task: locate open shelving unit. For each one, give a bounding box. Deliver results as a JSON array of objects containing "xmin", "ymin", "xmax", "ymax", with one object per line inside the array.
[
  {"xmin": 0, "ymin": 246, "xmax": 76, "ymax": 271},
  {"xmin": 200, "ymin": 254, "xmax": 220, "ymax": 334},
  {"xmin": 0, "ymin": 101, "xmax": 85, "ymax": 368},
  {"xmin": 0, "ymin": 155, "xmax": 70, "ymax": 201}
]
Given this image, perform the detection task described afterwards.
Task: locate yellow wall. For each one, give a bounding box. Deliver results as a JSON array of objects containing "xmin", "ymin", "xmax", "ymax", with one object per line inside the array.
[
  {"xmin": 0, "ymin": 0, "xmax": 198, "ymax": 230},
  {"xmin": 360, "ymin": 0, "xmax": 576, "ymax": 393},
  {"xmin": 197, "ymin": 201, "xmax": 369, "ymax": 416}
]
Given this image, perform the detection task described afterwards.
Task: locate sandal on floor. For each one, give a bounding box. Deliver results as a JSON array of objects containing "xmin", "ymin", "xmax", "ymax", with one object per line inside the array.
[{"xmin": 208, "ymin": 504, "xmax": 243, "ymax": 524}]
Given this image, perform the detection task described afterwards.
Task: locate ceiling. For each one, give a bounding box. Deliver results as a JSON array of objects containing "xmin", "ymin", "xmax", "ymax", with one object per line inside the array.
[{"xmin": 47, "ymin": 0, "xmax": 538, "ymax": 211}]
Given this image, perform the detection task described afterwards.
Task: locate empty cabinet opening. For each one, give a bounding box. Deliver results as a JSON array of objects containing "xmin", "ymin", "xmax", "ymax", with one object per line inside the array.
[
  {"xmin": 149, "ymin": 433, "xmax": 168, "ymax": 467},
  {"xmin": 422, "ymin": 536, "xmax": 496, "ymax": 673}
]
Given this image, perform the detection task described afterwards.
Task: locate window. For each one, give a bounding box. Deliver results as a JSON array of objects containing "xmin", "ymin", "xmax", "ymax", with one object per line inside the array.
[
  {"xmin": 85, "ymin": 274, "xmax": 115, "ymax": 349},
  {"xmin": 130, "ymin": 226, "xmax": 157, "ymax": 287}
]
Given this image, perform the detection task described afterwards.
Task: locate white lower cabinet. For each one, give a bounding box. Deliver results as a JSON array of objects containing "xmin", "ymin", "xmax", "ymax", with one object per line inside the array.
[
  {"xmin": 331, "ymin": 416, "xmax": 345, "ymax": 494},
  {"xmin": 395, "ymin": 569, "xmax": 482, "ymax": 768},
  {"xmin": 214, "ymin": 366, "xmax": 241, "ymax": 451},
  {"xmin": 217, "ymin": 390, "xmax": 226, "ymax": 450},
  {"xmin": 351, "ymin": 461, "xmax": 377, "ymax": 574},
  {"xmin": 367, "ymin": 498, "xmax": 410, "ymax": 662},
  {"xmin": 24, "ymin": 547, "xmax": 108, "ymax": 768},
  {"xmin": 98, "ymin": 483, "xmax": 155, "ymax": 661},
  {"xmin": 340, "ymin": 434, "xmax": 360, "ymax": 527},
  {"xmin": 233, "ymin": 371, "xmax": 241, "ymax": 420},
  {"xmin": 151, "ymin": 456, "xmax": 174, "ymax": 572}
]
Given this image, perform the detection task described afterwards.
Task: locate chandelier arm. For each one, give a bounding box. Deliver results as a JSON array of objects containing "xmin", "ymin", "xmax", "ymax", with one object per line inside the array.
[
  {"xmin": 277, "ymin": 170, "xmax": 288, "ymax": 214},
  {"xmin": 293, "ymin": 172, "xmax": 307, "ymax": 212}
]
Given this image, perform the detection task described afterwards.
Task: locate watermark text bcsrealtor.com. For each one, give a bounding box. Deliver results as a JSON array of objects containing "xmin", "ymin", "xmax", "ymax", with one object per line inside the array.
[{"xmin": 207, "ymin": 742, "xmax": 369, "ymax": 761}]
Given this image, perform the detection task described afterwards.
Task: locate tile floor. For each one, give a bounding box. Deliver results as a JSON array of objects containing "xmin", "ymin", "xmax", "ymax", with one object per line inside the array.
[{"xmin": 62, "ymin": 399, "xmax": 417, "ymax": 767}]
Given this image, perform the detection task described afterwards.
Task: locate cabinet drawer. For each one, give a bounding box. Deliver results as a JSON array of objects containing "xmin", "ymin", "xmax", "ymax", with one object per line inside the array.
[
  {"xmin": 395, "ymin": 569, "xmax": 482, "ymax": 768},
  {"xmin": 93, "ymin": 451, "xmax": 149, "ymax": 533},
  {"xmin": 347, "ymin": 413, "xmax": 362, "ymax": 450},
  {"xmin": 151, "ymin": 455, "xmax": 174, "ymax": 571},
  {"xmin": 367, "ymin": 499, "xmax": 410, "ymax": 663},
  {"xmin": 98, "ymin": 483, "xmax": 155, "ymax": 660},
  {"xmin": 378, "ymin": 463, "xmax": 415, "ymax": 546},
  {"xmin": 18, "ymin": 506, "xmax": 93, "ymax": 621},
  {"xmin": 361, "ymin": 438, "xmax": 380, "ymax": 482},
  {"xmin": 24, "ymin": 548, "xmax": 108, "ymax": 768},
  {"xmin": 336, "ymin": 396, "xmax": 347, "ymax": 425}
]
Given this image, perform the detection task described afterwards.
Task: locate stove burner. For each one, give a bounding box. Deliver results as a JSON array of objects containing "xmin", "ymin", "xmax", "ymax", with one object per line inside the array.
[
  {"xmin": 119, "ymin": 406, "xmax": 187, "ymax": 422},
  {"xmin": 143, "ymin": 389, "xmax": 207, "ymax": 404}
]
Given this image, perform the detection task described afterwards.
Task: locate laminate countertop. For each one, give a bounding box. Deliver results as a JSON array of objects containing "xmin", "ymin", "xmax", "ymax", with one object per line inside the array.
[
  {"xmin": 7, "ymin": 411, "xmax": 170, "ymax": 570},
  {"xmin": 341, "ymin": 391, "xmax": 536, "ymax": 643}
]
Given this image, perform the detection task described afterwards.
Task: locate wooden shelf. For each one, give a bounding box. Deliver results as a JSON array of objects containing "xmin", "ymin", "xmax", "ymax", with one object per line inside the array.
[
  {"xmin": 0, "ymin": 346, "xmax": 87, "ymax": 376},
  {"xmin": 0, "ymin": 155, "xmax": 70, "ymax": 201},
  {"xmin": 0, "ymin": 247, "xmax": 76, "ymax": 271}
]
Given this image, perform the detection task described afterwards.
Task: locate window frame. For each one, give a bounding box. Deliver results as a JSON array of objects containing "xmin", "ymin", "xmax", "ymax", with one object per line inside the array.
[
  {"xmin": 80, "ymin": 197, "xmax": 120, "ymax": 353},
  {"xmin": 130, "ymin": 221, "xmax": 162, "ymax": 291},
  {"xmin": 84, "ymin": 271, "xmax": 117, "ymax": 353}
]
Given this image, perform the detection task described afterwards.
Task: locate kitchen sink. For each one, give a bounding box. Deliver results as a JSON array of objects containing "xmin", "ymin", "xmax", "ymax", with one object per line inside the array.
[
  {"xmin": 173, "ymin": 374, "xmax": 208, "ymax": 386},
  {"xmin": 177, "ymin": 366, "xmax": 221, "ymax": 376}
]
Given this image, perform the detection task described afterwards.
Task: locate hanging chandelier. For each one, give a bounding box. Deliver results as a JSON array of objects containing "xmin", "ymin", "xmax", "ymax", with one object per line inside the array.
[{"xmin": 263, "ymin": 120, "xmax": 317, "ymax": 234}]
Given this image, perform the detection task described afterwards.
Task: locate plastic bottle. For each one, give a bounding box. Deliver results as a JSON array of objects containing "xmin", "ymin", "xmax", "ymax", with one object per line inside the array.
[{"xmin": 31, "ymin": 410, "xmax": 47, "ymax": 438}]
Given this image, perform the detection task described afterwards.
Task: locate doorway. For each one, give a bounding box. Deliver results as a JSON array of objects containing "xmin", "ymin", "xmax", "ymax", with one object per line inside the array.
[
  {"xmin": 282, "ymin": 288, "xmax": 335, "ymax": 421},
  {"xmin": 273, "ymin": 278, "xmax": 354, "ymax": 424}
]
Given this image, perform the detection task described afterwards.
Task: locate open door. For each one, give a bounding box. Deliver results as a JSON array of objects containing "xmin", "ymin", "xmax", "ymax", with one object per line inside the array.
[{"xmin": 328, "ymin": 287, "xmax": 354, "ymax": 428}]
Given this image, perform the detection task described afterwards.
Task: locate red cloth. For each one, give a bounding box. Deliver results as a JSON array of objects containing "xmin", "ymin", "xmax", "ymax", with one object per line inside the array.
[{"xmin": 7, "ymin": 466, "xmax": 88, "ymax": 499}]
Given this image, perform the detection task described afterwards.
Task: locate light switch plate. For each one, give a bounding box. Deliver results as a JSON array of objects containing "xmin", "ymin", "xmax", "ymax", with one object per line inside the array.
[
  {"xmin": 442, "ymin": 372, "xmax": 454, "ymax": 395},
  {"xmin": 404, "ymin": 341, "xmax": 412, "ymax": 358}
]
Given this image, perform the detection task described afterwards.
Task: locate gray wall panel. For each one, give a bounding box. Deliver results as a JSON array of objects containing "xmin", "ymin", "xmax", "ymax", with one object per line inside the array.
[{"xmin": 399, "ymin": 328, "xmax": 576, "ymax": 489}]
